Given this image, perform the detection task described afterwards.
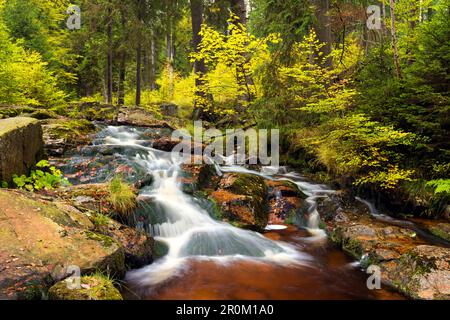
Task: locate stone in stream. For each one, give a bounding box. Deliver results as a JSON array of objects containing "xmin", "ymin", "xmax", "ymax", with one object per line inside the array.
[
  {"xmin": 41, "ymin": 118, "xmax": 97, "ymax": 157},
  {"xmin": 209, "ymin": 173, "xmax": 269, "ymax": 231},
  {"xmin": 316, "ymin": 191, "xmax": 450, "ymax": 300},
  {"xmin": 265, "ymin": 180, "xmax": 307, "ymax": 225},
  {"xmin": 0, "ymin": 117, "xmax": 44, "ymax": 185}
]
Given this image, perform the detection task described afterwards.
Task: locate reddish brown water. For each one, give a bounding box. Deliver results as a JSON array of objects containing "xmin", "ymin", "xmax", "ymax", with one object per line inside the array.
[{"xmin": 124, "ymin": 226, "xmax": 404, "ymax": 300}]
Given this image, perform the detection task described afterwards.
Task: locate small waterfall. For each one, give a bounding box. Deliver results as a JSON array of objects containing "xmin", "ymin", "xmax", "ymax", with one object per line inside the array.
[{"xmin": 84, "ymin": 126, "xmax": 311, "ymax": 288}]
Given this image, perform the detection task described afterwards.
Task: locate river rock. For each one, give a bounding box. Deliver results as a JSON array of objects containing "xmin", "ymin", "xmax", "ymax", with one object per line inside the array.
[
  {"xmin": 41, "ymin": 118, "xmax": 97, "ymax": 156},
  {"xmin": 380, "ymin": 245, "xmax": 450, "ymax": 300},
  {"xmin": 265, "ymin": 180, "xmax": 307, "ymax": 224},
  {"xmin": 316, "ymin": 193, "xmax": 450, "ymax": 300},
  {"xmin": 427, "ymin": 223, "xmax": 450, "ymax": 242},
  {"xmin": 46, "ymin": 184, "xmax": 153, "ymax": 268},
  {"xmin": 209, "ymin": 173, "xmax": 269, "ymax": 231},
  {"xmin": 0, "ymin": 189, "xmax": 125, "ymax": 299},
  {"xmin": 116, "ymin": 106, "xmax": 174, "ymax": 129},
  {"xmin": 0, "ymin": 117, "xmax": 44, "ymax": 185}
]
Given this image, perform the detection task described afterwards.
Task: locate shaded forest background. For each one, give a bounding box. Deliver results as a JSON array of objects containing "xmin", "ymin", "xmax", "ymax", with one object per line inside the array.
[{"xmin": 0, "ymin": 0, "xmax": 448, "ymax": 217}]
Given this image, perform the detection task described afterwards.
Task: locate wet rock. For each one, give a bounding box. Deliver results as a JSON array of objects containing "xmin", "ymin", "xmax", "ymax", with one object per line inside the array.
[
  {"xmin": 91, "ymin": 213, "xmax": 153, "ymax": 269},
  {"xmin": 42, "ymin": 119, "xmax": 97, "ymax": 156},
  {"xmin": 152, "ymin": 136, "xmax": 205, "ymax": 154},
  {"xmin": 0, "ymin": 189, "xmax": 125, "ymax": 299},
  {"xmin": 265, "ymin": 180, "xmax": 307, "ymax": 224},
  {"xmin": 180, "ymin": 160, "xmax": 220, "ymax": 194},
  {"xmin": 0, "ymin": 117, "xmax": 44, "ymax": 185},
  {"xmin": 427, "ymin": 223, "xmax": 450, "ymax": 242},
  {"xmin": 209, "ymin": 173, "xmax": 269, "ymax": 231},
  {"xmin": 381, "ymin": 245, "xmax": 450, "ymax": 300},
  {"xmin": 47, "ymin": 184, "xmax": 152, "ymax": 268},
  {"xmin": 48, "ymin": 274, "xmax": 122, "ymax": 300}
]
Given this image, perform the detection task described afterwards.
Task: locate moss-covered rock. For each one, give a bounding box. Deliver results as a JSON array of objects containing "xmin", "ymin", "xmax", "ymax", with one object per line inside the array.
[
  {"xmin": 209, "ymin": 173, "xmax": 269, "ymax": 231},
  {"xmin": 0, "ymin": 189, "xmax": 126, "ymax": 299},
  {"xmin": 47, "ymin": 184, "xmax": 152, "ymax": 269},
  {"xmin": 0, "ymin": 105, "xmax": 35, "ymax": 119},
  {"xmin": 428, "ymin": 223, "xmax": 450, "ymax": 242},
  {"xmin": 380, "ymin": 245, "xmax": 450, "ymax": 300},
  {"xmin": 42, "ymin": 119, "xmax": 97, "ymax": 156},
  {"xmin": 0, "ymin": 117, "xmax": 44, "ymax": 185},
  {"xmin": 48, "ymin": 274, "xmax": 122, "ymax": 300},
  {"xmin": 265, "ymin": 180, "xmax": 306, "ymax": 224}
]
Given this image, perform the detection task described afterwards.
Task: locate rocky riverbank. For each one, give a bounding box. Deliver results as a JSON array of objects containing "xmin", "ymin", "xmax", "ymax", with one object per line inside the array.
[{"xmin": 0, "ymin": 104, "xmax": 449, "ymax": 300}]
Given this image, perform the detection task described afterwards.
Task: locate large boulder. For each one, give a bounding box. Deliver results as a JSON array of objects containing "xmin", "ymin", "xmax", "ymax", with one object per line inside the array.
[
  {"xmin": 316, "ymin": 193, "xmax": 450, "ymax": 300},
  {"xmin": 209, "ymin": 173, "xmax": 269, "ymax": 231},
  {"xmin": 41, "ymin": 119, "xmax": 97, "ymax": 157},
  {"xmin": 0, "ymin": 117, "xmax": 44, "ymax": 185},
  {"xmin": 265, "ymin": 180, "xmax": 307, "ymax": 224},
  {"xmin": 0, "ymin": 189, "xmax": 125, "ymax": 299}
]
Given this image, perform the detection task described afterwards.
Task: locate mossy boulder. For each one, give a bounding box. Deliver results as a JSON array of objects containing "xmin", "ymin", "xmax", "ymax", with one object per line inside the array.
[
  {"xmin": 116, "ymin": 106, "xmax": 174, "ymax": 129},
  {"xmin": 42, "ymin": 119, "xmax": 97, "ymax": 156},
  {"xmin": 0, "ymin": 189, "xmax": 125, "ymax": 299},
  {"xmin": 48, "ymin": 184, "xmax": 152, "ymax": 268},
  {"xmin": 380, "ymin": 245, "xmax": 450, "ymax": 300},
  {"xmin": 428, "ymin": 223, "xmax": 450, "ymax": 242},
  {"xmin": 210, "ymin": 173, "xmax": 269, "ymax": 231},
  {"xmin": 0, "ymin": 117, "xmax": 44, "ymax": 185},
  {"xmin": 180, "ymin": 160, "xmax": 220, "ymax": 194},
  {"xmin": 0, "ymin": 105, "xmax": 35, "ymax": 119},
  {"xmin": 265, "ymin": 180, "xmax": 306, "ymax": 224},
  {"xmin": 48, "ymin": 274, "xmax": 122, "ymax": 300}
]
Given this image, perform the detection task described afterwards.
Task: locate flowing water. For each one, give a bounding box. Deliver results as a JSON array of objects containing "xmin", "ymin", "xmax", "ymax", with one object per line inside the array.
[{"xmin": 58, "ymin": 125, "xmax": 405, "ymax": 300}]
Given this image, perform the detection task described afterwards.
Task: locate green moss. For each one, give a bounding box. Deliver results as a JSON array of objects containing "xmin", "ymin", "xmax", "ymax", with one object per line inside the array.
[
  {"xmin": 342, "ymin": 237, "xmax": 364, "ymax": 259},
  {"xmin": 84, "ymin": 231, "xmax": 115, "ymax": 248},
  {"xmin": 225, "ymin": 173, "xmax": 269, "ymax": 228},
  {"xmin": 0, "ymin": 117, "xmax": 39, "ymax": 136},
  {"xmin": 153, "ymin": 240, "xmax": 169, "ymax": 259},
  {"xmin": 429, "ymin": 225, "xmax": 450, "ymax": 242},
  {"xmin": 0, "ymin": 106, "xmax": 35, "ymax": 119},
  {"xmin": 48, "ymin": 273, "xmax": 122, "ymax": 300}
]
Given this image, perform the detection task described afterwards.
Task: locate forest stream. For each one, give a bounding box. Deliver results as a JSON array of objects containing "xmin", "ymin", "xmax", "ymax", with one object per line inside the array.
[{"xmin": 53, "ymin": 124, "xmax": 430, "ymax": 300}]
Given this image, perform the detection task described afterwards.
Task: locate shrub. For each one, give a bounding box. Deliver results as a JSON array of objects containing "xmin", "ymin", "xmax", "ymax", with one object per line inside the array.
[{"xmin": 12, "ymin": 160, "xmax": 70, "ymax": 191}]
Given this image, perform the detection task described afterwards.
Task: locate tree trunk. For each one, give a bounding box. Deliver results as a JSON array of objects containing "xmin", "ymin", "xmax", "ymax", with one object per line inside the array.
[
  {"xmin": 230, "ymin": 0, "xmax": 248, "ymax": 25},
  {"xmin": 150, "ymin": 35, "xmax": 156, "ymax": 90},
  {"xmin": 190, "ymin": 0, "xmax": 210, "ymax": 120},
  {"xmin": 314, "ymin": 0, "xmax": 332, "ymax": 68},
  {"xmin": 136, "ymin": 43, "xmax": 142, "ymax": 106},
  {"xmin": 106, "ymin": 5, "xmax": 113, "ymax": 104},
  {"xmin": 166, "ymin": 26, "xmax": 175, "ymax": 99},
  {"xmin": 389, "ymin": 0, "xmax": 403, "ymax": 79},
  {"xmin": 118, "ymin": 51, "xmax": 126, "ymax": 106}
]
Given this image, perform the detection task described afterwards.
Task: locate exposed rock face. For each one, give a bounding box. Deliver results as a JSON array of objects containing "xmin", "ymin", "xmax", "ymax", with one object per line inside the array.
[
  {"xmin": 0, "ymin": 117, "xmax": 44, "ymax": 184},
  {"xmin": 0, "ymin": 189, "xmax": 126, "ymax": 299},
  {"xmin": 316, "ymin": 192, "xmax": 450, "ymax": 300},
  {"xmin": 209, "ymin": 173, "xmax": 269, "ymax": 231}
]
